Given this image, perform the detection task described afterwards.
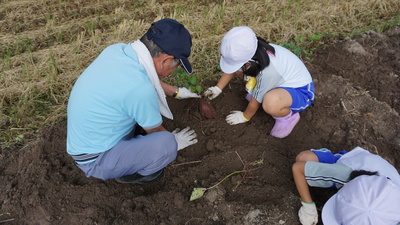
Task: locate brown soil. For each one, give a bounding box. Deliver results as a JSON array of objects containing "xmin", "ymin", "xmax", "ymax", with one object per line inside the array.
[{"xmin": 0, "ymin": 27, "xmax": 399, "ymax": 225}]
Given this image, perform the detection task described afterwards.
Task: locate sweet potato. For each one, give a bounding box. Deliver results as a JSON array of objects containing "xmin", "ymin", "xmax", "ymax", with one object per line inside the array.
[{"xmin": 199, "ymin": 99, "xmax": 216, "ymax": 119}]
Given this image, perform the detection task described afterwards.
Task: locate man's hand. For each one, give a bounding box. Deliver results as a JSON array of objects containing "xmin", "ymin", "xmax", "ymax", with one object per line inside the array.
[
  {"xmin": 172, "ymin": 127, "xmax": 198, "ymax": 150},
  {"xmin": 226, "ymin": 111, "xmax": 249, "ymax": 125},
  {"xmin": 298, "ymin": 201, "xmax": 318, "ymax": 225},
  {"xmin": 204, "ymin": 86, "xmax": 222, "ymax": 100},
  {"xmin": 175, "ymin": 87, "xmax": 200, "ymax": 99}
]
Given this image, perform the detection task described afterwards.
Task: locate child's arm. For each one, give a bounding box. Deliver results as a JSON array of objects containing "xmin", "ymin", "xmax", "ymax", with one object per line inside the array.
[
  {"xmin": 226, "ymin": 98, "xmax": 260, "ymax": 125},
  {"xmin": 292, "ymin": 161, "xmax": 313, "ymax": 203},
  {"xmin": 293, "ymin": 150, "xmax": 319, "ymax": 225},
  {"xmin": 205, "ymin": 73, "xmax": 235, "ymax": 100},
  {"xmin": 215, "ymin": 73, "xmax": 235, "ymax": 90},
  {"xmin": 243, "ymin": 98, "xmax": 261, "ymax": 121},
  {"xmin": 293, "ymin": 150, "xmax": 319, "ymax": 203}
]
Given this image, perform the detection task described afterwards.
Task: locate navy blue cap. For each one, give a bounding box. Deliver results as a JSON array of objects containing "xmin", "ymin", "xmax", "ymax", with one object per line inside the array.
[{"xmin": 146, "ymin": 18, "xmax": 193, "ymax": 74}]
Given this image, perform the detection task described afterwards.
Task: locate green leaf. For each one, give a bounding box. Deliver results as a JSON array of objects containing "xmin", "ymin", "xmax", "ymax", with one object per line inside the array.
[
  {"xmin": 294, "ymin": 34, "xmax": 307, "ymax": 43},
  {"xmin": 175, "ymin": 67, "xmax": 184, "ymax": 74},
  {"xmin": 282, "ymin": 43, "xmax": 296, "ymax": 49},
  {"xmin": 293, "ymin": 48, "xmax": 302, "ymax": 56},
  {"xmin": 190, "ymin": 188, "xmax": 206, "ymax": 201},
  {"xmin": 196, "ymin": 85, "xmax": 202, "ymax": 93},
  {"xmin": 183, "ymin": 82, "xmax": 190, "ymax": 89},
  {"xmin": 189, "ymin": 77, "xmax": 197, "ymax": 85},
  {"xmin": 310, "ymin": 33, "xmax": 324, "ymax": 41}
]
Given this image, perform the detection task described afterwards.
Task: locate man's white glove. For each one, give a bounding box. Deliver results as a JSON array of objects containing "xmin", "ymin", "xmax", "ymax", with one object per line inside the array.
[
  {"xmin": 226, "ymin": 111, "xmax": 249, "ymax": 125},
  {"xmin": 204, "ymin": 86, "xmax": 222, "ymax": 100},
  {"xmin": 172, "ymin": 127, "xmax": 198, "ymax": 151},
  {"xmin": 175, "ymin": 87, "xmax": 201, "ymax": 99},
  {"xmin": 298, "ymin": 201, "xmax": 318, "ymax": 225}
]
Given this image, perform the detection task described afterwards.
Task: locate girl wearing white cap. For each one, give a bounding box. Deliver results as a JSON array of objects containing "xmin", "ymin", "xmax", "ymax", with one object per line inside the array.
[
  {"xmin": 292, "ymin": 147, "xmax": 400, "ymax": 225},
  {"xmin": 205, "ymin": 26, "xmax": 314, "ymax": 138}
]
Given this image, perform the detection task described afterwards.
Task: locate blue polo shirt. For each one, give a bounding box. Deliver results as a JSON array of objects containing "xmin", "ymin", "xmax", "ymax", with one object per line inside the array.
[{"xmin": 67, "ymin": 43, "xmax": 162, "ymax": 155}]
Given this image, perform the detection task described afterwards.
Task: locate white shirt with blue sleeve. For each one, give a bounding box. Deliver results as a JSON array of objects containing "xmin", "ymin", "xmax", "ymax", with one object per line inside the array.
[{"xmin": 253, "ymin": 43, "xmax": 313, "ymax": 103}]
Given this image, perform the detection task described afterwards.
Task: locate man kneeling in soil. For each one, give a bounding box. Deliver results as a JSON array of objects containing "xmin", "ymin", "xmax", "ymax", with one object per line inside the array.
[
  {"xmin": 292, "ymin": 146, "xmax": 400, "ymax": 225},
  {"xmin": 67, "ymin": 18, "xmax": 199, "ymax": 184}
]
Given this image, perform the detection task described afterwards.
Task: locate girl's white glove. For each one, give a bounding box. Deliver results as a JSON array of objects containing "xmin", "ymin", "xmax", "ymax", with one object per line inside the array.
[
  {"xmin": 204, "ymin": 86, "xmax": 222, "ymax": 100},
  {"xmin": 172, "ymin": 127, "xmax": 198, "ymax": 151},
  {"xmin": 298, "ymin": 201, "xmax": 318, "ymax": 225},
  {"xmin": 226, "ymin": 111, "xmax": 249, "ymax": 125},
  {"xmin": 175, "ymin": 87, "xmax": 200, "ymax": 99}
]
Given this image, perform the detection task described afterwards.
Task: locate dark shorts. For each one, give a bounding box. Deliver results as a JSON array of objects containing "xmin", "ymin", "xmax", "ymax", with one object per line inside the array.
[
  {"xmin": 305, "ymin": 148, "xmax": 351, "ymax": 189},
  {"xmin": 280, "ymin": 82, "xmax": 315, "ymax": 112},
  {"xmin": 311, "ymin": 148, "xmax": 347, "ymax": 164}
]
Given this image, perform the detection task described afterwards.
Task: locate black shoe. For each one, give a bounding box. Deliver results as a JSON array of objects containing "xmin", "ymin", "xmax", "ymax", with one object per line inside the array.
[{"xmin": 115, "ymin": 169, "xmax": 164, "ymax": 184}]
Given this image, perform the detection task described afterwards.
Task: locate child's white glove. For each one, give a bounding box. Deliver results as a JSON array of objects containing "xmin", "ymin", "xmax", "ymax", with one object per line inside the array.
[
  {"xmin": 175, "ymin": 87, "xmax": 201, "ymax": 99},
  {"xmin": 298, "ymin": 201, "xmax": 318, "ymax": 225},
  {"xmin": 204, "ymin": 86, "xmax": 222, "ymax": 100},
  {"xmin": 226, "ymin": 111, "xmax": 249, "ymax": 125},
  {"xmin": 172, "ymin": 127, "xmax": 198, "ymax": 151}
]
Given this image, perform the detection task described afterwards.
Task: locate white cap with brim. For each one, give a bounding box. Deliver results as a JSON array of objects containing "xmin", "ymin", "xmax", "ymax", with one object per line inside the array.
[
  {"xmin": 322, "ymin": 175, "xmax": 400, "ymax": 225},
  {"xmin": 219, "ymin": 26, "xmax": 258, "ymax": 74}
]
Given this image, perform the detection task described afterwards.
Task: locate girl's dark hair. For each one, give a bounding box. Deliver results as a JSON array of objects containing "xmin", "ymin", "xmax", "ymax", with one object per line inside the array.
[
  {"xmin": 243, "ymin": 37, "xmax": 276, "ymax": 77},
  {"xmin": 348, "ymin": 170, "xmax": 379, "ymax": 181}
]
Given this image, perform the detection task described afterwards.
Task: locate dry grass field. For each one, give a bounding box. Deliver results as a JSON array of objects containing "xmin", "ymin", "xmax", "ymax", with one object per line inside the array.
[{"xmin": 1, "ymin": 0, "xmax": 398, "ymax": 146}]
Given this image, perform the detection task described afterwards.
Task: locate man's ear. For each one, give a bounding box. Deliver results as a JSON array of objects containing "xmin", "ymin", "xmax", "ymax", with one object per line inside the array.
[
  {"xmin": 153, "ymin": 54, "xmax": 175, "ymax": 77},
  {"xmin": 154, "ymin": 54, "xmax": 174, "ymax": 71}
]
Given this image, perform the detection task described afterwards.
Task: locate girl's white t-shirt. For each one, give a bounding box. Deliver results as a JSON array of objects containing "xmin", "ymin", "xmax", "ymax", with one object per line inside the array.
[{"xmin": 253, "ymin": 43, "xmax": 312, "ymax": 103}]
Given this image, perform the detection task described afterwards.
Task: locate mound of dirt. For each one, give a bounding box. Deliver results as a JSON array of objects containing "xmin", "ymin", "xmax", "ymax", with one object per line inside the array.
[{"xmin": 0, "ymin": 27, "xmax": 399, "ymax": 225}]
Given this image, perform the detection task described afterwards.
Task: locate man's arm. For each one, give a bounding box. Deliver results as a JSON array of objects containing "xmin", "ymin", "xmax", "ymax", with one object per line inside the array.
[
  {"xmin": 160, "ymin": 80, "xmax": 200, "ymax": 99},
  {"xmin": 160, "ymin": 81, "xmax": 177, "ymax": 97},
  {"xmin": 144, "ymin": 125, "xmax": 167, "ymax": 134}
]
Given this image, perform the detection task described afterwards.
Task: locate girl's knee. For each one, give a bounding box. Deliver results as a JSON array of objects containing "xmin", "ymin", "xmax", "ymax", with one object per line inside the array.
[
  {"xmin": 262, "ymin": 95, "xmax": 279, "ymax": 113},
  {"xmin": 295, "ymin": 150, "xmax": 317, "ymax": 162},
  {"xmin": 292, "ymin": 161, "xmax": 305, "ymax": 174},
  {"xmin": 262, "ymin": 92, "xmax": 291, "ymax": 115}
]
